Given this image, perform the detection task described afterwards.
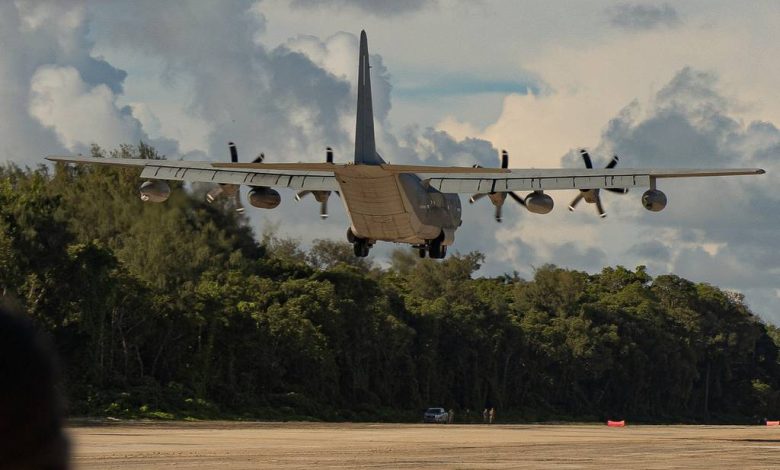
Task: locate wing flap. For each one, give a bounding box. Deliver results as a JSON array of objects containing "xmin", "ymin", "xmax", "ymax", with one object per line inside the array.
[
  {"xmin": 429, "ymin": 174, "xmax": 651, "ymax": 193},
  {"xmin": 426, "ymin": 168, "xmax": 763, "ymax": 194},
  {"xmin": 139, "ymin": 164, "xmax": 338, "ymax": 191}
]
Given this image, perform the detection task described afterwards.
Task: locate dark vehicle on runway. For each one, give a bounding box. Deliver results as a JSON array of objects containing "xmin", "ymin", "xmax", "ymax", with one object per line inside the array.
[{"xmin": 423, "ymin": 407, "xmax": 449, "ymax": 423}]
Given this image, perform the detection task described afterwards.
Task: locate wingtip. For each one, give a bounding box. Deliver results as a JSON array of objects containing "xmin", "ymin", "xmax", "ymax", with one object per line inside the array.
[{"xmin": 757, "ymin": 168, "xmax": 766, "ymax": 175}]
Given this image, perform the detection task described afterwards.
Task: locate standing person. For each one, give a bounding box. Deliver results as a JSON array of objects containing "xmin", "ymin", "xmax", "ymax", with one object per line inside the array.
[
  {"xmin": 489, "ymin": 408, "xmax": 496, "ymax": 424},
  {"xmin": 482, "ymin": 408, "xmax": 488, "ymax": 424},
  {"xmin": 448, "ymin": 409, "xmax": 455, "ymax": 424}
]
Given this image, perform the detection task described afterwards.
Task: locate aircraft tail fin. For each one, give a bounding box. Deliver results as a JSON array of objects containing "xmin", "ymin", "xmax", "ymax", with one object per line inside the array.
[{"xmin": 354, "ymin": 30, "xmax": 384, "ymax": 165}]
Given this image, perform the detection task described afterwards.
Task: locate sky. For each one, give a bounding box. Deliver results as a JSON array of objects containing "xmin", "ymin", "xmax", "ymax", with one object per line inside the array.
[{"xmin": 1, "ymin": 0, "xmax": 778, "ymax": 323}]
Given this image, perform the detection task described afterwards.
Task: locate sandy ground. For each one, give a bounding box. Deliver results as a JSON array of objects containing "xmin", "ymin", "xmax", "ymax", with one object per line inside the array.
[{"xmin": 68, "ymin": 421, "xmax": 780, "ymax": 469}]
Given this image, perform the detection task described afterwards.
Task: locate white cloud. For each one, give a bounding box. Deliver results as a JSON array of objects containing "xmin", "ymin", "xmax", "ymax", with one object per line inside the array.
[{"xmin": 29, "ymin": 65, "xmax": 144, "ymax": 150}]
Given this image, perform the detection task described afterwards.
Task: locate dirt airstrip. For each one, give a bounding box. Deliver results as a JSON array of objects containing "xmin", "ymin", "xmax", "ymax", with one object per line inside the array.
[{"xmin": 68, "ymin": 421, "xmax": 780, "ymax": 469}]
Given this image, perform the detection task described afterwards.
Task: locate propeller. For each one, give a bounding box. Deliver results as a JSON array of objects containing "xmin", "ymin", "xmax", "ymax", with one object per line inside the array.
[
  {"xmin": 568, "ymin": 149, "xmax": 628, "ymax": 218},
  {"xmin": 205, "ymin": 142, "xmax": 266, "ymax": 213},
  {"xmin": 468, "ymin": 150, "xmax": 526, "ymax": 222},
  {"xmin": 296, "ymin": 147, "xmax": 336, "ymax": 219}
]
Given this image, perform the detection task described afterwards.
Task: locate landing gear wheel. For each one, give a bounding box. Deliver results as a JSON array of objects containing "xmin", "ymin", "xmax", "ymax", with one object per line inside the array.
[
  {"xmin": 426, "ymin": 231, "xmax": 448, "ymax": 259},
  {"xmin": 429, "ymin": 244, "xmax": 447, "ymax": 259},
  {"xmin": 418, "ymin": 248, "xmax": 427, "ymax": 259},
  {"xmin": 429, "ymin": 241, "xmax": 442, "ymax": 259},
  {"xmin": 353, "ymin": 238, "xmax": 370, "ymax": 257}
]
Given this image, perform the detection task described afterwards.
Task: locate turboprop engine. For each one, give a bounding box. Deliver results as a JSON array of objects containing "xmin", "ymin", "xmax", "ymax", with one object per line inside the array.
[
  {"xmin": 524, "ymin": 191, "xmax": 554, "ymax": 214},
  {"xmin": 139, "ymin": 180, "xmax": 170, "ymax": 203},
  {"xmin": 248, "ymin": 187, "xmax": 281, "ymax": 209},
  {"xmin": 642, "ymin": 189, "xmax": 667, "ymax": 212}
]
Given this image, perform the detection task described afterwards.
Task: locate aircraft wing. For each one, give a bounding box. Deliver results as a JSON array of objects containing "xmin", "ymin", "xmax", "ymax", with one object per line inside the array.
[
  {"xmin": 418, "ymin": 167, "xmax": 766, "ymax": 193},
  {"xmin": 46, "ymin": 155, "xmax": 340, "ymax": 192},
  {"xmin": 47, "ymin": 155, "xmax": 764, "ymax": 194}
]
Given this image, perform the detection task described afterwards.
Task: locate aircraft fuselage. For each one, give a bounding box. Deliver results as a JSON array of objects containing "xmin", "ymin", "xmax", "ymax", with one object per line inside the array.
[{"xmin": 334, "ymin": 164, "xmax": 461, "ymax": 246}]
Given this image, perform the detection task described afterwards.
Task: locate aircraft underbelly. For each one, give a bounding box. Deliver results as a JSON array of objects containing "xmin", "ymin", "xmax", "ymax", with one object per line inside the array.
[{"xmin": 337, "ymin": 174, "xmax": 422, "ymax": 243}]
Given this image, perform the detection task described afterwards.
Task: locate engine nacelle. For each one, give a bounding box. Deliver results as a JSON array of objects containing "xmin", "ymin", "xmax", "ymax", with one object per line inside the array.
[
  {"xmin": 525, "ymin": 191, "xmax": 554, "ymax": 214},
  {"xmin": 139, "ymin": 180, "xmax": 170, "ymax": 203},
  {"xmin": 642, "ymin": 189, "xmax": 667, "ymax": 212},
  {"xmin": 248, "ymin": 187, "xmax": 281, "ymax": 209}
]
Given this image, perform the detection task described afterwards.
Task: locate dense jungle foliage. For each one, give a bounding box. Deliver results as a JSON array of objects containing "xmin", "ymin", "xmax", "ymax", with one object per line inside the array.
[{"xmin": 1, "ymin": 144, "xmax": 778, "ymax": 423}]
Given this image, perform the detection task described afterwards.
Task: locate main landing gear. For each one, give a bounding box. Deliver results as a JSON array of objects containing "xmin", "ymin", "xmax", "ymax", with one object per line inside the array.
[
  {"xmin": 353, "ymin": 238, "xmax": 370, "ymax": 257},
  {"xmin": 416, "ymin": 232, "xmax": 447, "ymax": 259},
  {"xmin": 347, "ymin": 228, "xmax": 372, "ymax": 258}
]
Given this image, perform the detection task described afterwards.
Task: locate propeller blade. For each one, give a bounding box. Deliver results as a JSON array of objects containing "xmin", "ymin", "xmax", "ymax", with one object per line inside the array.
[
  {"xmin": 320, "ymin": 199, "xmax": 328, "ymax": 219},
  {"xmin": 234, "ymin": 190, "xmax": 245, "ymax": 213},
  {"xmin": 605, "ymin": 187, "xmax": 629, "ymax": 194},
  {"xmin": 469, "ymin": 193, "xmax": 487, "ymax": 204},
  {"xmin": 326, "ymin": 147, "xmax": 333, "ymax": 163},
  {"xmin": 229, "ymin": 142, "xmax": 238, "ymax": 163},
  {"xmin": 580, "ymin": 149, "xmax": 593, "ymax": 169},
  {"xmin": 501, "ymin": 150, "xmax": 509, "ymax": 169},
  {"xmin": 568, "ymin": 193, "xmax": 585, "ymax": 211},
  {"xmin": 206, "ymin": 186, "xmax": 223, "ymax": 203},
  {"xmin": 605, "ymin": 154, "xmax": 619, "ymax": 169},
  {"xmin": 508, "ymin": 191, "xmax": 526, "ymax": 206},
  {"xmin": 494, "ymin": 203, "xmax": 502, "ymax": 223},
  {"xmin": 295, "ymin": 190, "xmax": 311, "ymax": 202},
  {"xmin": 595, "ymin": 196, "xmax": 607, "ymax": 218}
]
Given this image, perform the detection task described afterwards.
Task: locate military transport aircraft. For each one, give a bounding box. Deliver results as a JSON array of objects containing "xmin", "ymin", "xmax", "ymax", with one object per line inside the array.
[{"xmin": 48, "ymin": 31, "xmax": 765, "ymax": 259}]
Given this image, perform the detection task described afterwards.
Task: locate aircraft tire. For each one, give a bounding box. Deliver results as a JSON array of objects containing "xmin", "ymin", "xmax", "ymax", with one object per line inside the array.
[
  {"xmin": 429, "ymin": 241, "xmax": 442, "ymax": 259},
  {"xmin": 353, "ymin": 239, "xmax": 370, "ymax": 257}
]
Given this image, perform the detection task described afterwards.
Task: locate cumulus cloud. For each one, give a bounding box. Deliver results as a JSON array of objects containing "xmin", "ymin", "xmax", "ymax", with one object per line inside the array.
[
  {"xmin": 586, "ymin": 68, "xmax": 778, "ymax": 320},
  {"xmin": 607, "ymin": 3, "xmax": 680, "ymax": 30},
  {"xmin": 29, "ymin": 66, "xmax": 144, "ymax": 150},
  {"xmin": 0, "ymin": 1, "xmax": 167, "ymax": 162},
  {"xmin": 284, "ymin": 31, "xmax": 394, "ymax": 142},
  {"xmin": 91, "ymin": 2, "xmax": 358, "ymax": 162}
]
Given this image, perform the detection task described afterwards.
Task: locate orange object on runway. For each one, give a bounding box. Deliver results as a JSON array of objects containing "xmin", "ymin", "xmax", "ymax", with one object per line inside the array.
[
  {"xmin": 766, "ymin": 421, "xmax": 779, "ymax": 426},
  {"xmin": 607, "ymin": 420, "xmax": 625, "ymax": 427}
]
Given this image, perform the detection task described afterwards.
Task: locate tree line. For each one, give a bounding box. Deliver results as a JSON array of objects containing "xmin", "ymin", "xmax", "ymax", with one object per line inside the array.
[{"xmin": 1, "ymin": 144, "xmax": 778, "ymax": 423}]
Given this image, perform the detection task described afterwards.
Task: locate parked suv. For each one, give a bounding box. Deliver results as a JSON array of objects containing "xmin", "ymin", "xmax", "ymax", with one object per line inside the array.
[{"xmin": 423, "ymin": 407, "xmax": 449, "ymax": 423}]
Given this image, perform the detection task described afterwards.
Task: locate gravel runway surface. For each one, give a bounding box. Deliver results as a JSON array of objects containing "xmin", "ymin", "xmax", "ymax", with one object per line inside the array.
[{"xmin": 68, "ymin": 421, "xmax": 780, "ymax": 469}]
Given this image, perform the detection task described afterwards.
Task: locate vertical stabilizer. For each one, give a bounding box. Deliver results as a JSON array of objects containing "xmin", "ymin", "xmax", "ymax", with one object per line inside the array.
[{"xmin": 354, "ymin": 30, "xmax": 384, "ymax": 165}]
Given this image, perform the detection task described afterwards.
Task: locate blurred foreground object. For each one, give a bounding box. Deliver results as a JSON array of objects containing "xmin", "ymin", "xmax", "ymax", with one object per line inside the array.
[{"xmin": 0, "ymin": 302, "xmax": 69, "ymax": 469}]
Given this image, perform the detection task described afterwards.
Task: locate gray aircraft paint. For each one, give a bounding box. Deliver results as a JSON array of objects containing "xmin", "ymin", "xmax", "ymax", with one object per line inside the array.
[{"xmin": 354, "ymin": 31, "xmax": 383, "ymax": 166}]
